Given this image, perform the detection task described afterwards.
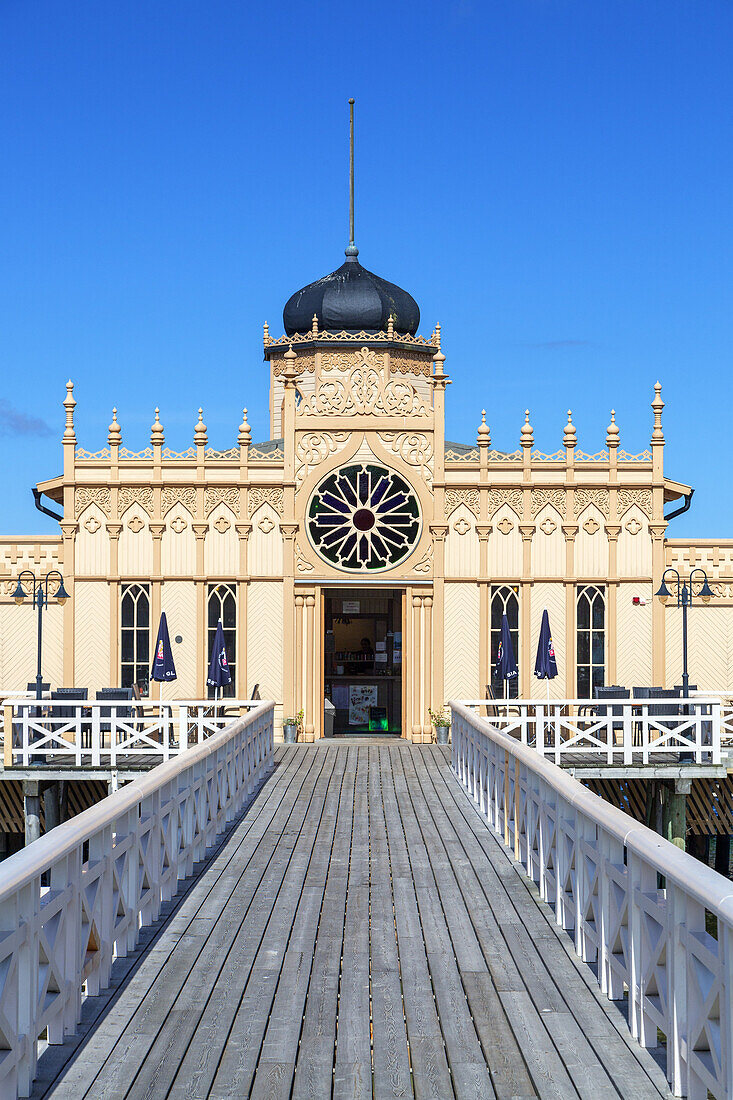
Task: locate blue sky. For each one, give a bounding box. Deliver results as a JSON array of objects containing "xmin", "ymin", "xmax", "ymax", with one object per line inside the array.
[{"xmin": 1, "ymin": 0, "xmax": 731, "ymax": 537}]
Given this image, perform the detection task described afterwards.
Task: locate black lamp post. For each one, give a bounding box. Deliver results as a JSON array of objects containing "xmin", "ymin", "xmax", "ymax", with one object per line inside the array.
[
  {"xmin": 655, "ymin": 566, "xmax": 713, "ymax": 697},
  {"xmin": 12, "ymin": 569, "xmax": 69, "ymax": 701}
]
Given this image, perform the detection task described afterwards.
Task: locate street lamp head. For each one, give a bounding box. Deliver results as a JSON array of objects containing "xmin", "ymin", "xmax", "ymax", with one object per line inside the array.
[
  {"xmin": 54, "ymin": 579, "xmax": 70, "ymax": 605},
  {"xmin": 699, "ymin": 577, "xmax": 714, "ymax": 603},
  {"xmin": 655, "ymin": 578, "xmax": 671, "ymax": 603},
  {"xmin": 11, "ymin": 578, "xmax": 25, "ymax": 605}
]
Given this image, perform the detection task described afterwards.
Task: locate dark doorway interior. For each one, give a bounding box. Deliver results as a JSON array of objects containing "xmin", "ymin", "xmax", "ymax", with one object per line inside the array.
[{"xmin": 324, "ymin": 589, "xmax": 402, "ymax": 736}]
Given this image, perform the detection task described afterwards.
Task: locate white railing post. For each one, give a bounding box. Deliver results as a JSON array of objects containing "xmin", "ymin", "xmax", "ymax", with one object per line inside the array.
[
  {"xmin": 623, "ymin": 702, "xmax": 633, "ymax": 766},
  {"xmin": 21, "ymin": 706, "xmax": 30, "ymax": 767},
  {"xmin": 535, "ymin": 704, "xmax": 544, "ymax": 755},
  {"xmin": 178, "ymin": 705, "xmax": 188, "ymax": 754},
  {"xmin": 711, "ymin": 700, "xmax": 721, "ymax": 766},
  {"xmin": 90, "ymin": 704, "xmax": 101, "ymax": 767}
]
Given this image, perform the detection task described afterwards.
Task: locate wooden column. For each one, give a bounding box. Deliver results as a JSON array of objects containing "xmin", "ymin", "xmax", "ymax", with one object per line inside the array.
[
  {"xmin": 294, "ymin": 594, "xmax": 304, "ymax": 730},
  {"xmin": 563, "ymin": 526, "xmax": 579, "ymax": 697},
  {"xmin": 423, "ymin": 595, "xmax": 433, "ymax": 739},
  {"xmin": 411, "ymin": 593, "xmax": 422, "ymax": 742},
  {"xmin": 305, "ymin": 593, "xmax": 316, "ymax": 741},
  {"xmin": 430, "ymin": 526, "xmax": 448, "ymax": 713}
]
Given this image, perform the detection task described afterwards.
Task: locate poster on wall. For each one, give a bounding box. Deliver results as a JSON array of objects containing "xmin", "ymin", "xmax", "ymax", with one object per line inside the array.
[{"xmin": 349, "ymin": 684, "xmax": 377, "ymax": 725}]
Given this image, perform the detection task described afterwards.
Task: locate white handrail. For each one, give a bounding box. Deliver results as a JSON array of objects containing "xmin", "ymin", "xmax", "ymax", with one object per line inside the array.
[
  {"xmin": 0, "ymin": 699, "xmax": 274, "ymax": 768},
  {"xmin": 0, "ymin": 700, "xmax": 275, "ymax": 1098},
  {"xmin": 450, "ymin": 701, "xmax": 733, "ymax": 1100},
  {"xmin": 456, "ymin": 697, "xmax": 722, "ymax": 765}
]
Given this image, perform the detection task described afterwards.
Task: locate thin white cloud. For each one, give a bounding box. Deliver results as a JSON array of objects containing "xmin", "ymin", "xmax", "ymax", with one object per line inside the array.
[{"xmin": 0, "ymin": 399, "xmax": 53, "ymax": 437}]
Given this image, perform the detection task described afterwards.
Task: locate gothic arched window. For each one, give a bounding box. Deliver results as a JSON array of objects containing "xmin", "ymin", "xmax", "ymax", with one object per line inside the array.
[
  {"xmin": 307, "ymin": 463, "xmax": 421, "ymax": 572},
  {"xmin": 490, "ymin": 585, "xmax": 520, "ymax": 699},
  {"xmin": 120, "ymin": 583, "xmax": 150, "ymax": 695},
  {"xmin": 208, "ymin": 583, "xmax": 237, "ymax": 698},
  {"xmin": 577, "ymin": 585, "xmax": 605, "ymax": 698}
]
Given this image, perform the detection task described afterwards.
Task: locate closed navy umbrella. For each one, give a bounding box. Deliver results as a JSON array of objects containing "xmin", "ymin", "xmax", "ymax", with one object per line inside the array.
[
  {"xmin": 151, "ymin": 612, "xmax": 177, "ymax": 686},
  {"xmin": 495, "ymin": 612, "xmax": 518, "ymax": 697},
  {"xmin": 207, "ymin": 619, "xmax": 232, "ymax": 698},
  {"xmin": 534, "ymin": 609, "xmax": 558, "ymax": 681}
]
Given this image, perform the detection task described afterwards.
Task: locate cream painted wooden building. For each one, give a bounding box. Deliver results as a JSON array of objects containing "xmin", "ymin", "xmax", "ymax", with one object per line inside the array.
[{"xmin": 0, "ymin": 246, "xmax": 730, "ymax": 739}]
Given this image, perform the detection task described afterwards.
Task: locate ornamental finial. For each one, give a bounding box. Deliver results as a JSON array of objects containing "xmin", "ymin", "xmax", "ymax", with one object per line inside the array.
[
  {"xmin": 477, "ymin": 409, "xmax": 491, "ymax": 447},
  {"xmin": 238, "ymin": 407, "xmax": 251, "ymax": 447},
  {"xmin": 606, "ymin": 409, "xmax": 619, "ymax": 447},
  {"xmin": 563, "ymin": 409, "xmax": 577, "ymax": 447},
  {"xmin": 63, "ymin": 379, "xmax": 76, "ymax": 441},
  {"xmin": 651, "ymin": 381, "xmax": 665, "ymax": 444},
  {"xmin": 194, "ymin": 407, "xmax": 208, "ymax": 447},
  {"xmin": 311, "ymin": 314, "xmax": 318, "ymax": 337},
  {"xmin": 520, "ymin": 409, "xmax": 534, "ymax": 447},
  {"xmin": 263, "ymin": 321, "xmax": 271, "ymax": 347},
  {"xmin": 108, "ymin": 407, "xmax": 122, "ymax": 447},
  {"xmin": 151, "ymin": 407, "xmax": 164, "ymax": 446}
]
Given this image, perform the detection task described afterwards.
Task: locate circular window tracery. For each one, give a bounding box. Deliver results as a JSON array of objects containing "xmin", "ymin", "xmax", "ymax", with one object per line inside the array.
[{"xmin": 307, "ymin": 463, "xmax": 421, "ymax": 572}]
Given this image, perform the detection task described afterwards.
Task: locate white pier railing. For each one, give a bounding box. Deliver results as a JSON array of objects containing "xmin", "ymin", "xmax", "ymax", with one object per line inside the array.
[
  {"xmin": 0, "ymin": 700, "xmax": 274, "ymax": 1099},
  {"xmin": 451, "ymin": 701, "xmax": 733, "ymax": 1100},
  {"xmin": 1, "ymin": 698, "xmax": 266, "ymax": 768},
  {"xmin": 456, "ymin": 697, "xmax": 723, "ymax": 766}
]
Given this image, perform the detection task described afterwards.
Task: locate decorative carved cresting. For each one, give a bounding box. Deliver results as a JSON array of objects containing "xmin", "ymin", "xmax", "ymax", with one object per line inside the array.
[
  {"xmin": 161, "ymin": 487, "xmax": 196, "ymax": 517},
  {"xmin": 204, "ymin": 487, "xmax": 240, "ymax": 517},
  {"xmin": 272, "ymin": 352, "xmax": 316, "ymax": 376},
  {"xmin": 117, "ymin": 486, "xmax": 154, "ymax": 518},
  {"xmin": 295, "ymin": 432, "xmax": 349, "ymax": 487},
  {"xmin": 488, "ymin": 488, "xmax": 523, "ymax": 519},
  {"xmin": 574, "ymin": 488, "xmax": 610, "ymax": 518},
  {"xmin": 617, "ymin": 488, "xmax": 653, "ymax": 518},
  {"xmin": 249, "ymin": 445, "xmax": 284, "ymax": 462},
  {"xmin": 445, "ymin": 447, "xmax": 480, "ymax": 463},
  {"xmin": 378, "ymin": 432, "xmax": 434, "ymax": 487},
  {"xmin": 248, "ymin": 487, "xmax": 284, "ymax": 518},
  {"xmin": 298, "ymin": 347, "xmax": 430, "ymax": 418},
  {"xmin": 530, "ymin": 488, "xmax": 565, "ymax": 518},
  {"xmin": 444, "ymin": 488, "xmax": 480, "ymax": 518},
  {"xmin": 74, "ymin": 487, "xmax": 111, "ymax": 519}
]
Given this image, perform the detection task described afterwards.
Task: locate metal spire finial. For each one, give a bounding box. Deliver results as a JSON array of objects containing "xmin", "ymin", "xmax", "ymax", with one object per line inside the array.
[{"xmin": 345, "ymin": 98, "xmax": 358, "ymax": 259}]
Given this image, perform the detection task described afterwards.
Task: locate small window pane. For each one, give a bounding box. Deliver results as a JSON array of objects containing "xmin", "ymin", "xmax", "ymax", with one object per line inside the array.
[{"xmin": 577, "ymin": 597, "xmax": 590, "ymax": 630}]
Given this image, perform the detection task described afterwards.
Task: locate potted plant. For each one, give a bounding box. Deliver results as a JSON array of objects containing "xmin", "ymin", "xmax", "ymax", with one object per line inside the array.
[
  {"xmin": 283, "ymin": 708, "xmax": 303, "ymax": 744},
  {"xmin": 429, "ymin": 706, "xmax": 451, "ymax": 745}
]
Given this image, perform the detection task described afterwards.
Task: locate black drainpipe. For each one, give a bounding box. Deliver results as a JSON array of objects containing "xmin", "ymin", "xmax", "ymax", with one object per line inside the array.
[
  {"xmin": 664, "ymin": 488, "xmax": 694, "ymax": 523},
  {"xmin": 32, "ymin": 487, "xmax": 63, "ymax": 522}
]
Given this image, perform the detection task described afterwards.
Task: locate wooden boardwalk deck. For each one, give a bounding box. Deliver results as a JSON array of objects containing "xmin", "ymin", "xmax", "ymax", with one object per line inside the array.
[{"xmin": 33, "ymin": 744, "xmax": 671, "ymax": 1099}]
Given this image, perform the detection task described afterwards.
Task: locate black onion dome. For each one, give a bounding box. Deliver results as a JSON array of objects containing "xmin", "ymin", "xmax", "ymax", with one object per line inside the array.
[{"xmin": 283, "ymin": 249, "xmax": 420, "ymax": 336}]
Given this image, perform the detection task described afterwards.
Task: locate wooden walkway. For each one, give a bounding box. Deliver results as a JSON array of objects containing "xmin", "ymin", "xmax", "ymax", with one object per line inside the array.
[{"xmin": 33, "ymin": 744, "xmax": 671, "ymax": 1099}]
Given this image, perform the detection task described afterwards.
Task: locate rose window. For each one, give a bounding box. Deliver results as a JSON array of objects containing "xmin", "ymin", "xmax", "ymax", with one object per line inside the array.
[{"xmin": 307, "ymin": 463, "xmax": 421, "ymax": 572}]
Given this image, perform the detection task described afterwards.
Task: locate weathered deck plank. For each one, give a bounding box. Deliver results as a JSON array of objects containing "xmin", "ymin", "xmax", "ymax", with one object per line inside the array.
[{"xmin": 35, "ymin": 744, "xmax": 669, "ymax": 1100}]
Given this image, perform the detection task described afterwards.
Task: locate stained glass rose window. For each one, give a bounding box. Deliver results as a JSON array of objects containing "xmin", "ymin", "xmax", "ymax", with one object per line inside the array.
[{"xmin": 307, "ymin": 463, "xmax": 421, "ymax": 572}]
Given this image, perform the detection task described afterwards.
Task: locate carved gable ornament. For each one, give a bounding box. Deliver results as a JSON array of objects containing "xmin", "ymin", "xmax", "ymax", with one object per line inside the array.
[
  {"xmin": 445, "ymin": 488, "xmax": 480, "ymax": 519},
  {"xmin": 618, "ymin": 489, "xmax": 653, "ymax": 519},
  {"xmin": 75, "ymin": 487, "xmax": 111, "ymax": 519},
  {"xmin": 298, "ymin": 347, "xmax": 430, "ymax": 418},
  {"xmin": 118, "ymin": 486, "xmax": 154, "ymax": 518},
  {"xmin": 248, "ymin": 487, "xmax": 284, "ymax": 518},
  {"xmin": 162, "ymin": 487, "xmax": 196, "ymax": 517}
]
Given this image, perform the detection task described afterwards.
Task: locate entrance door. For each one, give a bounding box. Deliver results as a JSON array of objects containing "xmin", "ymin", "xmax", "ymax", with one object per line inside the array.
[{"xmin": 323, "ymin": 589, "xmax": 403, "ymax": 736}]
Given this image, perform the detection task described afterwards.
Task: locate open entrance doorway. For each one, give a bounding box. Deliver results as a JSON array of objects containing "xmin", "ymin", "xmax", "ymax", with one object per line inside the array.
[{"xmin": 324, "ymin": 589, "xmax": 403, "ymax": 737}]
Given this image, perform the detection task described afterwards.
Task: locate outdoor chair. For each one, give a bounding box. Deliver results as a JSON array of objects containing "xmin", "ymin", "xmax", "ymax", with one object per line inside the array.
[
  {"xmin": 592, "ymin": 686, "xmax": 630, "ymax": 746},
  {"xmin": 25, "ymin": 681, "xmax": 50, "ymax": 696},
  {"xmin": 95, "ymin": 688, "xmax": 134, "ymax": 745},
  {"xmin": 49, "ymin": 688, "xmax": 88, "ymax": 752}
]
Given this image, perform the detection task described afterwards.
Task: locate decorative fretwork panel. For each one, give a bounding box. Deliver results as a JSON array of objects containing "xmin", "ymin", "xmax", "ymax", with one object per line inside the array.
[
  {"xmin": 298, "ymin": 347, "xmax": 431, "ymax": 418},
  {"xmin": 444, "ymin": 488, "xmax": 480, "ymax": 518}
]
